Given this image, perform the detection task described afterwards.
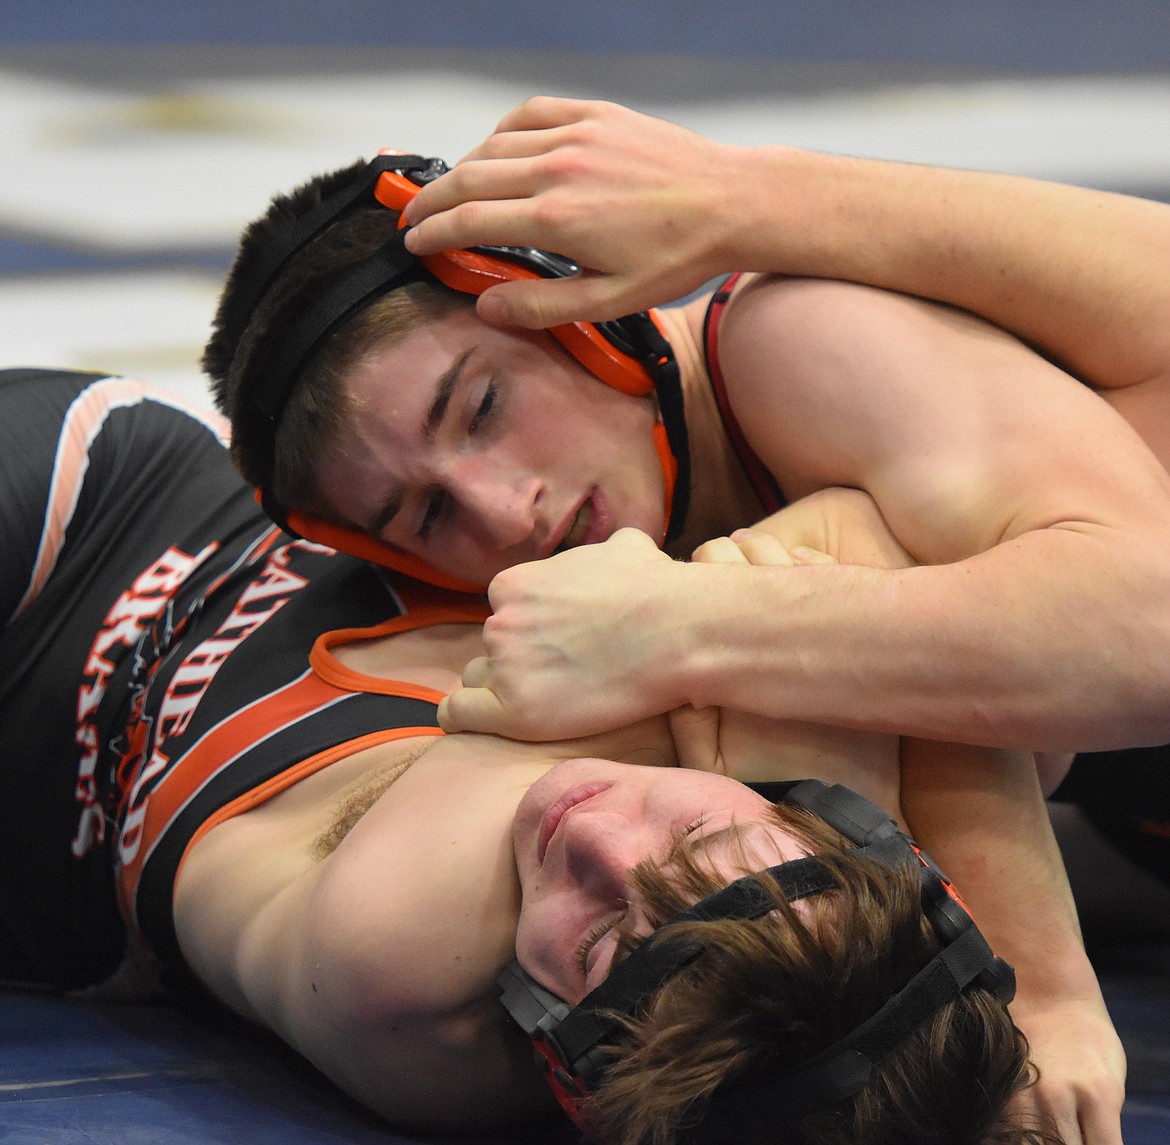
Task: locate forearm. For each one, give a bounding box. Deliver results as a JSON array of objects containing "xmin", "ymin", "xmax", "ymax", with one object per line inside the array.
[
  {"xmin": 897, "ymin": 738, "xmax": 1089, "ymax": 997},
  {"xmin": 666, "ymin": 526, "xmax": 1170, "ymax": 752},
  {"xmin": 896, "ymin": 738, "xmax": 1125, "ymax": 1145},
  {"xmin": 722, "ymin": 145, "xmax": 1170, "ymax": 392},
  {"xmin": 404, "ymin": 94, "xmax": 1170, "ymax": 390}
]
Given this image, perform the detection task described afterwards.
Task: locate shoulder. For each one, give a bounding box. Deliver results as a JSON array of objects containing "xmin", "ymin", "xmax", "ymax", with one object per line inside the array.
[
  {"xmin": 707, "ymin": 276, "xmax": 954, "ymax": 498},
  {"xmin": 717, "ymin": 273, "xmax": 984, "ymax": 384},
  {"xmin": 174, "ymin": 734, "xmax": 543, "ymax": 1128}
]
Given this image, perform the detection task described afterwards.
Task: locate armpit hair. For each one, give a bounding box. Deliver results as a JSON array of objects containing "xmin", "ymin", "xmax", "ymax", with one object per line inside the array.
[{"xmin": 311, "ymin": 741, "xmax": 435, "ymax": 861}]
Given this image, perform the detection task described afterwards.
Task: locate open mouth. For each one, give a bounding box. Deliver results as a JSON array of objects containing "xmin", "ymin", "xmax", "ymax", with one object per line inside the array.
[{"xmin": 554, "ymin": 496, "xmax": 594, "ymax": 554}]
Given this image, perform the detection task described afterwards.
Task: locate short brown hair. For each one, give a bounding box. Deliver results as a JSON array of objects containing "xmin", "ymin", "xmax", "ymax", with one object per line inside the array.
[
  {"xmin": 583, "ymin": 804, "xmax": 1060, "ymax": 1145},
  {"xmin": 203, "ymin": 161, "xmax": 468, "ymax": 517}
]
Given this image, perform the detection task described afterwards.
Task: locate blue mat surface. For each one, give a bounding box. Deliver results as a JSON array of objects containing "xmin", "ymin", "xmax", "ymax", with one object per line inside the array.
[
  {"xmin": 0, "ymin": 990, "xmax": 567, "ymax": 1144},
  {"xmin": 2, "ymin": 947, "xmax": 1167, "ymax": 1144}
]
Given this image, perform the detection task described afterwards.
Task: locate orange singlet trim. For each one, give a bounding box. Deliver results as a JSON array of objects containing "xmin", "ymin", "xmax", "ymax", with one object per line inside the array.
[
  {"xmin": 171, "ymin": 725, "xmax": 445, "ymax": 896},
  {"xmin": 310, "ymin": 601, "xmax": 491, "ymax": 695},
  {"xmin": 16, "ymin": 377, "xmax": 229, "ymax": 620}
]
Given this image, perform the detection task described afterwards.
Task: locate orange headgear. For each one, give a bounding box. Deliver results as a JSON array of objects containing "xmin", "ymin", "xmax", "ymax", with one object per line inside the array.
[{"xmin": 228, "ymin": 153, "xmax": 690, "ymax": 592}]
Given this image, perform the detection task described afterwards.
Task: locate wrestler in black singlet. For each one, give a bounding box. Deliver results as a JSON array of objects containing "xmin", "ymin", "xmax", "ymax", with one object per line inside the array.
[{"xmin": 0, "ymin": 369, "xmax": 485, "ymax": 993}]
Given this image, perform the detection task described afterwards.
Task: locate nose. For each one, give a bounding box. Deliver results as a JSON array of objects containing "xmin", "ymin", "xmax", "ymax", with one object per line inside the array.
[
  {"xmin": 449, "ymin": 458, "xmax": 542, "ymax": 550},
  {"xmin": 560, "ymin": 811, "xmax": 647, "ymax": 902}
]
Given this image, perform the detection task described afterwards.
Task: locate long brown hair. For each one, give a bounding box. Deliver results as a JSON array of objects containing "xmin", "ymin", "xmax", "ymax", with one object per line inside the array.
[{"xmin": 584, "ymin": 804, "xmax": 1062, "ymax": 1145}]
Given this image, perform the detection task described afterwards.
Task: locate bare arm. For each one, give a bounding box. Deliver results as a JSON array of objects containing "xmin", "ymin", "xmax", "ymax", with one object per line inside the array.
[
  {"xmin": 174, "ymin": 737, "xmax": 552, "ymax": 1132},
  {"xmin": 669, "ymin": 498, "xmax": 1124, "ymax": 1145},
  {"xmin": 404, "ymin": 96, "xmax": 1170, "ymax": 395},
  {"xmin": 899, "ymin": 739, "xmax": 1125, "ymax": 1145},
  {"xmin": 442, "ymin": 281, "xmax": 1170, "ymax": 751},
  {"xmin": 701, "ymin": 276, "xmax": 1170, "ymax": 748}
]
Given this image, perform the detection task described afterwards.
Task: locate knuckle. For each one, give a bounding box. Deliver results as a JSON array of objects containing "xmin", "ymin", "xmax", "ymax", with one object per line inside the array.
[
  {"xmin": 528, "ymin": 190, "xmax": 574, "ymax": 235},
  {"xmin": 449, "ymin": 198, "xmax": 486, "ymax": 240}
]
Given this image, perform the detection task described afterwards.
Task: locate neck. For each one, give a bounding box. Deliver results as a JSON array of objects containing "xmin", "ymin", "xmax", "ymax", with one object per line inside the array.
[{"xmin": 654, "ymin": 298, "xmax": 770, "ymax": 556}]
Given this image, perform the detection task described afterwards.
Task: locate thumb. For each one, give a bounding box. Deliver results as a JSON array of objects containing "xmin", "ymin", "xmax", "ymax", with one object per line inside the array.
[
  {"xmin": 667, "ymin": 704, "xmax": 724, "ymax": 774},
  {"xmin": 438, "ymin": 686, "xmax": 508, "ymax": 734}
]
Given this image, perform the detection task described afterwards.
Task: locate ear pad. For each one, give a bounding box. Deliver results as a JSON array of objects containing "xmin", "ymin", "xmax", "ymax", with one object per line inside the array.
[
  {"xmin": 374, "ymin": 169, "xmax": 663, "ymax": 398},
  {"xmin": 280, "ymin": 502, "xmax": 484, "ymax": 594},
  {"xmin": 258, "ymin": 157, "xmax": 687, "ymax": 590}
]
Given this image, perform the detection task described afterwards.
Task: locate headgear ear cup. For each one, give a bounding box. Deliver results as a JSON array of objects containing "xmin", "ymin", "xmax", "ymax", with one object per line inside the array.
[
  {"xmin": 250, "ymin": 155, "xmax": 690, "ymax": 589},
  {"xmin": 373, "ymin": 166, "xmax": 687, "ymax": 540},
  {"xmin": 374, "ymin": 169, "xmax": 658, "ymax": 398}
]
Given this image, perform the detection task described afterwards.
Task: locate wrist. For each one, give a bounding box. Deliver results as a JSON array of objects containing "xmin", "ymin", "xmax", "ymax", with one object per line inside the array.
[
  {"xmin": 648, "ymin": 560, "xmax": 732, "ymax": 713},
  {"xmin": 727, "ymin": 145, "xmax": 872, "ymax": 279},
  {"xmin": 1009, "ymin": 944, "xmax": 1105, "ymax": 1014}
]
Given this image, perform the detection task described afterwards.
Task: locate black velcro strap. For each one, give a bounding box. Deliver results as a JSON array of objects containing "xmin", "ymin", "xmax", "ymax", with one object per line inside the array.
[
  {"xmin": 684, "ymin": 922, "xmax": 997, "ymax": 1143},
  {"xmin": 680, "ymin": 1050, "xmax": 873, "ymax": 1145},
  {"xmin": 550, "ymin": 857, "xmax": 838, "ymax": 1083},
  {"xmin": 252, "ymin": 233, "xmax": 424, "ymax": 423},
  {"xmin": 570, "ymin": 857, "xmax": 837, "ymax": 1027},
  {"xmin": 784, "ymin": 779, "xmax": 901, "ymax": 848},
  {"xmin": 223, "ymin": 154, "xmax": 430, "ymax": 350},
  {"xmin": 551, "ymin": 937, "xmax": 702, "ymax": 1072}
]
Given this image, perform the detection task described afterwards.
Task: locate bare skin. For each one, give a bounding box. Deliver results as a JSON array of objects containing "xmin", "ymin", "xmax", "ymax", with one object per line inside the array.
[
  {"xmin": 172, "ymin": 489, "xmax": 1123, "ymax": 1143},
  {"xmin": 440, "ymin": 277, "xmax": 1170, "ymax": 752},
  {"xmin": 387, "ymin": 96, "xmax": 1170, "ymax": 753}
]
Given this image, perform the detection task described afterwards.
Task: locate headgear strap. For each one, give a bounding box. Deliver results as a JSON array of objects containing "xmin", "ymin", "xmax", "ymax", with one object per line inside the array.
[
  {"xmin": 230, "ymin": 153, "xmax": 692, "ymax": 584},
  {"xmin": 497, "ymin": 779, "xmax": 1016, "ymax": 1136}
]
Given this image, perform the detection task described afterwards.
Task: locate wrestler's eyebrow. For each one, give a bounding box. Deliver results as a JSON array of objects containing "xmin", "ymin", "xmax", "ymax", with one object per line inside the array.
[
  {"xmin": 368, "ymin": 349, "xmax": 474, "ymax": 538},
  {"xmin": 423, "ymin": 349, "xmax": 474, "ymax": 443}
]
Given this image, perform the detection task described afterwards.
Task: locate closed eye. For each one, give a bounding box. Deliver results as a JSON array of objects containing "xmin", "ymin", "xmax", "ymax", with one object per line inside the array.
[
  {"xmin": 469, "ymin": 381, "xmax": 498, "ymax": 434},
  {"xmin": 576, "ymin": 912, "xmax": 624, "ymax": 978},
  {"xmin": 416, "ymin": 489, "xmax": 449, "ymax": 540},
  {"xmin": 579, "ymin": 817, "xmax": 709, "ymax": 982}
]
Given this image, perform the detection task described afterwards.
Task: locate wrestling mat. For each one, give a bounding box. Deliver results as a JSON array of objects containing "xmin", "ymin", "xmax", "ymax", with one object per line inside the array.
[{"xmin": 2, "ymin": 943, "xmax": 1167, "ymax": 1143}]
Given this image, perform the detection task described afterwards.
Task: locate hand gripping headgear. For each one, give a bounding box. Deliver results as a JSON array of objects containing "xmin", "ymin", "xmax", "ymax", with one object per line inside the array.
[
  {"xmin": 223, "ymin": 153, "xmax": 691, "ymax": 592},
  {"xmin": 497, "ymin": 779, "xmax": 1016, "ymax": 1139}
]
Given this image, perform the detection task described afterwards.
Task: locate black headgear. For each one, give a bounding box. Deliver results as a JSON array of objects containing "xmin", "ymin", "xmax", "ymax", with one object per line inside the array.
[{"xmin": 497, "ymin": 779, "xmax": 1015, "ymax": 1137}]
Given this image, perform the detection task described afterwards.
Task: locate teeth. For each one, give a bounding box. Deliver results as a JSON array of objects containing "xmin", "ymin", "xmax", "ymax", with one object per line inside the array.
[{"xmin": 555, "ymin": 500, "xmax": 592, "ymax": 553}]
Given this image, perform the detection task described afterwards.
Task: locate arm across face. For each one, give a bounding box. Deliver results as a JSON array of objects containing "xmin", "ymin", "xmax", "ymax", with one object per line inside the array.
[
  {"xmin": 436, "ymin": 488, "xmax": 898, "ymax": 743},
  {"xmin": 412, "ymin": 98, "xmax": 1170, "ymax": 755},
  {"xmin": 442, "ymin": 272, "xmax": 1170, "ymax": 753}
]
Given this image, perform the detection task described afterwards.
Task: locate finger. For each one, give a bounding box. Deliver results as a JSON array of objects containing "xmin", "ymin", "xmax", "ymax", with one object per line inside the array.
[
  {"xmin": 1028, "ymin": 1087, "xmax": 1092, "ymax": 1145},
  {"xmin": 492, "ymin": 95, "xmax": 593, "ymax": 134},
  {"xmin": 1010, "ymin": 1089, "xmax": 1070, "ymax": 1145},
  {"xmin": 404, "ymin": 186, "xmax": 537, "ymax": 247},
  {"xmin": 474, "ymin": 277, "xmax": 605, "ymax": 330},
  {"xmin": 729, "ymin": 530, "xmax": 795, "ymax": 567},
  {"xmin": 789, "ymin": 545, "xmax": 837, "ymax": 565},
  {"xmin": 606, "ymin": 526, "xmax": 665, "ymax": 555},
  {"xmin": 458, "ymin": 124, "xmax": 567, "ymax": 165},
  {"xmin": 691, "ymin": 536, "xmax": 750, "ymax": 565},
  {"xmin": 667, "ymin": 704, "xmax": 723, "ymax": 773},
  {"xmin": 460, "ymin": 655, "xmax": 492, "ymax": 688},
  {"xmin": 1078, "ymin": 1099, "xmax": 1125, "ymax": 1145},
  {"xmin": 490, "ymin": 270, "xmax": 636, "ymax": 329},
  {"xmin": 437, "ymin": 686, "xmax": 507, "ymax": 734}
]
